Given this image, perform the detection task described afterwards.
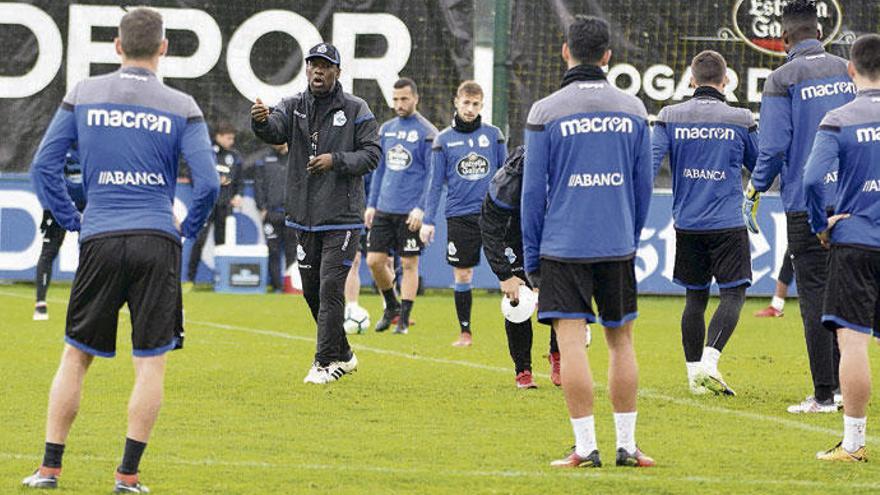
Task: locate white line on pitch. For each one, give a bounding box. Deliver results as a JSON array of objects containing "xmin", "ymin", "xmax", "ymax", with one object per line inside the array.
[
  {"xmin": 1, "ymin": 289, "xmax": 873, "ymax": 445},
  {"xmin": 1, "ymin": 452, "xmax": 878, "ymax": 490}
]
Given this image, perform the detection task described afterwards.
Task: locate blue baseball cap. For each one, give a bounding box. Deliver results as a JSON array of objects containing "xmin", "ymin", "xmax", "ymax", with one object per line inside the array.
[{"xmin": 306, "ymin": 43, "xmax": 340, "ymax": 66}]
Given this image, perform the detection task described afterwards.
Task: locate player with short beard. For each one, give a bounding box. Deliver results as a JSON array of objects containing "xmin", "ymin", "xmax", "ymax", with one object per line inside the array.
[
  {"xmin": 421, "ymin": 81, "xmax": 507, "ymax": 347},
  {"xmin": 652, "ymin": 50, "xmax": 759, "ymax": 396},
  {"xmin": 366, "ymin": 78, "xmax": 438, "ymax": 335}
]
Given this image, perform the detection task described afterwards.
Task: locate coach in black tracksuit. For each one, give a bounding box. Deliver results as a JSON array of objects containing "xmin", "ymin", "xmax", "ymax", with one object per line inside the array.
[
  {"xmin": 254, "ymin": 144, "xmax": 293, "ymax": 292},
  {"xmin": 252, "ymin": 43, "xmax": 380, "ymax": 382},
  {"xmin": 480, "ymin": 146, "xmax": 559, "ymax": 385}
]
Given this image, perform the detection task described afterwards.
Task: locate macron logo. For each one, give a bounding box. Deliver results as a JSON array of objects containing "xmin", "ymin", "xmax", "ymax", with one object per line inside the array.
[
  {"xmin": 674, "ymin": 127, "xmax": 735, "ymax": 141},
  {"xmin": 568, "ymin": 172, "xmax": 624, "ymax": 187},
  {"xmin": 87, "ymin": 109, "xmax": 172, "ymax": 134},
  {"xmin": 560, "ymin": 116, "xmax": 633, "ymax": 137},
  {"xmin": 800, "ymin": 81, "xmax": 856, "ymax": 101},
  {"xmin": 98, "ymin": 171, "xmax": 167, "ymax": 187},
  {"xmin": 856, "ymin": 127, "xmax": 880, "ymax": 143}
]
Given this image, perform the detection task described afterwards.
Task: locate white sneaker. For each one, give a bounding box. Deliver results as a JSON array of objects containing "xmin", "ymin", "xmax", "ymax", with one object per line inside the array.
[
  {"xmin": 787, "ymin": 396, "xmax": 838, "ymax": 414},
  {"xmin": 33, "ymin": 304, "xmax": 48, "ymax": 321},
  {"xmin": 834, "ymin": 392, "xmax": 843, "ymax": 410},
  {"xmin": 337, "ymin": 353, "xmax": 358, "ymax": 374},
  {"xmin": 303, "ymin": 362, "xmax": 330, "ymax": 384},
  {"xmin": 695, "ymin": 369, "xmax": 736, "ymax": 396}
]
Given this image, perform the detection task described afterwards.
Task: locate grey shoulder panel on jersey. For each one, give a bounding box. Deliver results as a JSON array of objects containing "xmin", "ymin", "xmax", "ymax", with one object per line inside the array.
[
  {"xmin": 659, "ymin": 99, "xmax": 754, "ymax": 128},
  {"xmin": 822, "ymin": 98, "xmax": 880, "ymax": 128},
  {"xmin": 74, "ymin": 69, "xmax": 199, "ymax": 119},
  {"xmin": 527, "ymin": 82, "xmax": 647, "ymax": 127},
  {"xmin": 764, "ymin": 54, "xmax": 849, "ymax": 96}
]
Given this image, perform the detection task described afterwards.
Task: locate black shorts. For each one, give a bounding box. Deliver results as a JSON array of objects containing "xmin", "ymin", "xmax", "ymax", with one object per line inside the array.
[
  {"xmin": 822, "ymin": 245, "xmax": 880, "ymax": 338},
  {"xmin": 537, "ymin": 258, "xmax": 638, "ymax": 328},
  {"xmin": 446, "ymin": 215, "xmax": 482, "ymax": 268},
  {"xmin": 66, "ymin": 233, "xmax": 183, "ymax": 358},
  {"xmin": 673, "ymin": 228, "xmax": 752, "ymax": 290},
  {"xmin": 367, "ymin": 211, "xmax": 422, "ymax": 257}
]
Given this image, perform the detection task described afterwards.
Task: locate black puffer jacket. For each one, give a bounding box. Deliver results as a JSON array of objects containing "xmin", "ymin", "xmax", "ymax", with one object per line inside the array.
[{"xmin": 252, "ymin": 82, "xmax": 380, "ymax": 229}]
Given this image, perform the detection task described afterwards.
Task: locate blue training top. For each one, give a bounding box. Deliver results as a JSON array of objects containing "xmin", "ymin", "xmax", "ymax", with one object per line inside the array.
[
  {"xmin": 751, "ymin": 39, "xmax": 855, "ymax": 213},
  {"xmin": 653, "ymin": 88, "xmax": 758, "ymax": 231},
  {"xmin": 804, "ymin": 88, "xmax": 880, "ymax": 249},
  {"xmin": 522, "ymin": 78, "xmax": 653, "ymax": 273},
  {"xmin": 369, "ymin": 112, "xmax": 438, "ymax": 214},
  {"xmin": 30, "ymin": 66, "xmax": 220, "ymax": 242},
  {"xmin": 424, "ymin": 120, "xmax": 507, "ymax": 224}
]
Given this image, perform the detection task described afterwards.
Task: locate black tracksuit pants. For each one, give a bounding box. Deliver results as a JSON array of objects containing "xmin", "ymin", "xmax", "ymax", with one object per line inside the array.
[
  {"xmin": 36, "ymin": 210, "xmax": 66, "ymax": 302},
  {"xmin": 295, "ymin": 228, "xmax": 360, "ymax": 365},
  {"xmin": 263, "ymin": 211, "xmax": 288, "ymax": 291},
  {"xmin": 188, "ymin": 200, "xmax": 232, "ymax": 281},
  {"xmin": 787, "ymin": 212, "xmax": 840, "ymax": 402}
]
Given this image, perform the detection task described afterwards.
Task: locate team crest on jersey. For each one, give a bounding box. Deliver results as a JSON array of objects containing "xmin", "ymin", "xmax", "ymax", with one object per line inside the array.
[
  {"xmin": 263, "ymin": 223, "xmax": 275, "ymax": 236},
  {"xmin": 478, "ymin": 134, "xmax": 490, "ymax": 148},
  {"xmin": 224, "ymin": 154, "xmax": 234, "ymax": 166},
  {"xmin": 407, "ymin": 130, "xmax": 419, "ymax": 143},
  {"xmin": 504, "ymin": 247, "xmax": 516, "ymax": 264},
  {"xmin": 333, "ymin": 110, "xmax": 347, "ymax": 127},
  {"xmin": 447, "ymin": 242, "xmax": 457, "ymax": 256},
  {"xmin": 456, "ymin": 152, "xmax": 490, "ymax": 181},
  {"xmin": 386, "ymin": 144, "xmax": 413, "ymax": 171},
  {"xmin": 297, "ymin": 244, "xmax": 306, "ymax": 261}
]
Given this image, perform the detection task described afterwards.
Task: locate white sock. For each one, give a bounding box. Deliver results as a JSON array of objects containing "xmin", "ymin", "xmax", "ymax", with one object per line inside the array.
[
  {"xmin": 614, "ymin": 412, "xmax": 637, "ymax": 453},
  {"xmin": 686, "ymin": 362, "xmax": 702, "ymax": 383},
  {"xmin": 701, "ymin": 347, "xmax": 721, "ymax": 376},
  {"xmin": 570, "ymin": 415, "xmax": 597, "ymax": 457},
  {"xmin": 770, "ymin": 296, "xmax": 785, "ymax": 312},
  {"xmin": 843, "ymin": 415, "xmax": 867, "ymax": 452}
]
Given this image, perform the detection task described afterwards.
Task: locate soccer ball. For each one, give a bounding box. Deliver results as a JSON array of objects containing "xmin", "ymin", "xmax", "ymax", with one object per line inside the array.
[{"xmin": 343, "ymin": 304, "xmax": 371, "ymax": 335}]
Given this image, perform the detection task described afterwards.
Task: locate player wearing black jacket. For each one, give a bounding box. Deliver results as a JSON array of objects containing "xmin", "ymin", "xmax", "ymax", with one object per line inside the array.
[{"xmin": 480, "ymin": 146, "xmax": 561, "ymax": 388}]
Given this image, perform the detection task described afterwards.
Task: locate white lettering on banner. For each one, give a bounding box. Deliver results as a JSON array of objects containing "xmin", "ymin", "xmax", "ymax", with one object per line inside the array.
[
  {"xmin": 560, "ymin": 116, "xmax": 633, "ymax": 137},
  {"xmin": 857, "ymin": 127, "xmax": 880, "ymax": 143},
  {"xmin": 674, "ymin": 127, "xmax": 736, "ymax": 140},
  {"xmin": 66, "ymin": 5, "xmax": 221, "ymax": 89},
  {"xmin": 0, "ymin": 191, "xmax": 43, "ymax": 270},
  {"xmin": 800, "ymin": 81, "xmax": 856, "ymax": 101},
  {"xmin": 87, "ymin": 109, "xmax": 172, "ymax": 134},
  {"xmin": 98, "ymin": 171, "xmax": 168, "ymax": 186},
  {"xmin": 635, "ymin": 227, "xmax": 659, "ymax": 283},
  {"xmin": 658, "ymin": 221, "xmax": 676, "ymax": 281},
  {"xmin": 863, "ymin": 180, "xmax": 880, "ymax": 193},
  {"xmin": 0, "ymin": 3, "xmax": 62, "ymax": 98},
  {"xmin": 568, "ymin": 173, "xmax": 625, "ymax": 187},
  {"xmin": 683, "ymin": 168, "xmax": 727, "ymax": 181}
]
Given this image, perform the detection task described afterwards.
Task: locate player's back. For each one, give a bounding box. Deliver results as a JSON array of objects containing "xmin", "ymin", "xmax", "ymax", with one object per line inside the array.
[
  {"xmin": 657, "ymin": 92, "xmax": 756, "ymax": 231},
  {"xmin": 821, "ymin": 90, "xmax": 880, "ymax": 248},
  {"xmin": 761, "ymin": 39, "xmax": 854, "ymax": 212},
  {"xmin": 70, "ymin": 66, "xmax": 204, "ymax": 241},
  {"xmin": 523, "ymin": 79, "xmax": 651, "ymax": 261}
]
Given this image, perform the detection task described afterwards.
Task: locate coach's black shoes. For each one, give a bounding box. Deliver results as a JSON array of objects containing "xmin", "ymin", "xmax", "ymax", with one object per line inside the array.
[
  {"xmin": 114, "ymin": 471, "xmax": 150, "ymax": 493},
  {"xmin": 616, "ymin": 447, "xmax": 656, "ymax": 467},
  {"xmin": 22, "ymin": 467, "xmax": 60, "ymax": 489},
  {"xmin": 550, "ymin": 448, "xmax": 601, "ymax": 468},
  {"xmin": 375, "ymin": 307, "xmax": 400, "ymax": 332}
]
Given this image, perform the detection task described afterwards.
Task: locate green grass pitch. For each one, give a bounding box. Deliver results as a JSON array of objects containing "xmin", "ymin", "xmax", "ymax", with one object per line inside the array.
[{"xmin": 1, "ymin": 283, "xmax": 880, "ymax": 494}]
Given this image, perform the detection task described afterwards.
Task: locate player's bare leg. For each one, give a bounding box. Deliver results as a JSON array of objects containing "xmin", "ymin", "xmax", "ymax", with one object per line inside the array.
[
  {"xmin": 605, "ymin": 322, "xmax": 654, "ymax": 466},
  {"xmin": 344, "ymin": 251, "xmax": 362, "ymax": 305},
  {"xmin": 550, "ymin": 318, "xmax": 599, "ymax": 467},
  {"xmin": 368, "ymin": 251, "xmax": 401, "ymax": 332},
  {"xmin": 45, "ymin": 345, "xmax": 94, "ymax": 445},
  {"xmin": 818, "ymin": 328, "xmax": 870, "ymax": 462},
  {"xmin": 451, "ymin": 267, "xmax": 474, "ymax": 346}
]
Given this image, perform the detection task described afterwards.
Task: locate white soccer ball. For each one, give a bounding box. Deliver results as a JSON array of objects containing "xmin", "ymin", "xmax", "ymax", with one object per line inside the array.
[{"xmin": 343, "ymin": 305, "xmax": 371, "ymax": 335}]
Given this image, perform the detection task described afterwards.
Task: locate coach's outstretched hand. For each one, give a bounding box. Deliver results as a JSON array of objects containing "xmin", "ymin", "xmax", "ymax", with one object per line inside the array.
[
  {"xmin": 743, "ymin": 181, "xmax": 761, "ymax": 234},
  {"xmin": 251, "ymin": 97, "xmax": 269, "ymax": 123}
]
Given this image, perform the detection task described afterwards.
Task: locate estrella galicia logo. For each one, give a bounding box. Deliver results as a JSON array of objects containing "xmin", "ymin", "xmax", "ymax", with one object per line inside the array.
[
  {"xmin": 732, "ymin": 0, "xmax": 842, "ymax": 57},
  {"xmin": 455, "ymin": 152, "xmax": 490, "ymax": 181},
  {"xmin": 386, "ymin": 144, "xmax": 412, "ymax": 171}
]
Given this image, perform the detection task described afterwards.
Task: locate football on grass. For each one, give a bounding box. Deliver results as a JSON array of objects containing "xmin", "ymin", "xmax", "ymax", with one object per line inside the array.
[{"xmin": 343, "ymin": 305, "xmax": 371, "ymax": 334}]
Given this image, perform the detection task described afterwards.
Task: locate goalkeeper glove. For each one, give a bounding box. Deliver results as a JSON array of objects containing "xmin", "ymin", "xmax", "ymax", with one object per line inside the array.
[{"xmin": 743, "ymin": 181, "xmax": 761, "ymax": 234}]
